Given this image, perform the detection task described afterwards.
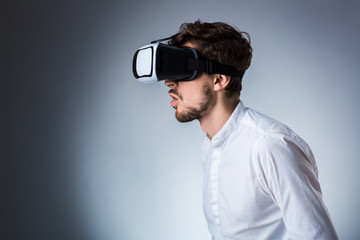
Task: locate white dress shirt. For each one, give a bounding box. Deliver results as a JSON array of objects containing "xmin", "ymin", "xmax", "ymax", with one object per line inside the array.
[{"xmin": 201, "ymin": 101, "xmax": 338, "ymax": 240}]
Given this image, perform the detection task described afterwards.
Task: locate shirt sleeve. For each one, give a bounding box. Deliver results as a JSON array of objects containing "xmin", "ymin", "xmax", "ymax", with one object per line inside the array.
[{"xmin": 251, "ymin": 134, "xmax": 338, "ymax": 240}]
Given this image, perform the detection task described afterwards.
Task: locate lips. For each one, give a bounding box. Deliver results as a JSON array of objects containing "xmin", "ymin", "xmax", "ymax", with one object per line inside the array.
[
  {"xmin": 169, "ymin": 92, "xmax": 179, "ymax": 108},
  {"xmin": 170, "ymin": 99, "xmax": 178, "ymax": 108}
]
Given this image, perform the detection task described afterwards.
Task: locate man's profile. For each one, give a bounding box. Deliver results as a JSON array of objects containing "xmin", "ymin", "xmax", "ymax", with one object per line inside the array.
[{"xmin": 134, "ymin": 20, "xmax": 338, "ymax": 240}]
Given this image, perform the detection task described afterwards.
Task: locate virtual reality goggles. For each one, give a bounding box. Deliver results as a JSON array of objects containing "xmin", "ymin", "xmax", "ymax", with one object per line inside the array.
[{"xmin": 132, "ymin": 37, "xmax": 245, "ymax": 83}]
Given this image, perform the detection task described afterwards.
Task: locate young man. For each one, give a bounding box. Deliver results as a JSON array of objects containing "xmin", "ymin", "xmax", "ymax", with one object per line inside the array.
[{"xmin": 164, "ymin": 21, "xmax": 338, "ymax": 239}]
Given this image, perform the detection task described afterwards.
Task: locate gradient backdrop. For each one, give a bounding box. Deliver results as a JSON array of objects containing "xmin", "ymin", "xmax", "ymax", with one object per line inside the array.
[{"xmin": 5, "ymin": 1, "xmax": 360, "ymax": 239}]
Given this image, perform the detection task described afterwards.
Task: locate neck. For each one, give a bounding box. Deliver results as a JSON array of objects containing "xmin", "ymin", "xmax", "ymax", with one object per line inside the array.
[{"xmin": 199, "ymin": 96, "xmax": 239, "ymax": 140}]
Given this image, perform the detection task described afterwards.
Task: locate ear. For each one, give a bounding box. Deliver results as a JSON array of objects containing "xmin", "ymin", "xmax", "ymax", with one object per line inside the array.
[{"xmin": 213, "ymin": 74, "xmax": 231, "ymax": 92}]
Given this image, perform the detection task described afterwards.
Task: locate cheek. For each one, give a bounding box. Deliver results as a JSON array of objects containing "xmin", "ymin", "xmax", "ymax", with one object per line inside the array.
[
  {"xmin": 180, "ymin": 82, "xmax": 207, "ymax": 105},
  {"xmin": 182, "ymin": 90, "xmax": 203, "ymax": 106}
]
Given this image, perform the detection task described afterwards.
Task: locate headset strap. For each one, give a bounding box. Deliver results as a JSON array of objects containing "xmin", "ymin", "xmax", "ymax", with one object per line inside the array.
[
  {"xmin": 151, "ymin": 34, "xmax": 178, "ymax": 44},
  {"xmin": 188, "ymin": 59, "xmax": 244, "ymax": 78}
]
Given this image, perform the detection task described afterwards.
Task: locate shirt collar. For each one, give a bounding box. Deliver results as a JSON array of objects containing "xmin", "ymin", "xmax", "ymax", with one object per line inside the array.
[{"xmin": 208, "ymin": 100, "xmax": 247, "ymax": 148}]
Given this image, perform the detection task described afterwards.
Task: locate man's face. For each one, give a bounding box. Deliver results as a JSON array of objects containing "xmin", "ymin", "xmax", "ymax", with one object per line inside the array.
[
  {"xmin": 164, "ymin": 42, "xmax": 216, "ymax": 122},
  {"xmin": 165, "ymin": 73, "xmax": 216, "ymax": 122}
]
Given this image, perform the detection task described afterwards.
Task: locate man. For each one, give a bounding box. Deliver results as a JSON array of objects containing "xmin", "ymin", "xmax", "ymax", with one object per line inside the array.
[{"xmin": 164, "ymin": 21, "xmax": 338, "ymax": 239}]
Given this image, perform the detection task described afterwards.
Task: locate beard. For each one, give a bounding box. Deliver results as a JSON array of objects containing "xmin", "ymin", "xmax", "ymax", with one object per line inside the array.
[{"xmin": 174, "ymin": 83, "xmax": 215, "ymax": 123}]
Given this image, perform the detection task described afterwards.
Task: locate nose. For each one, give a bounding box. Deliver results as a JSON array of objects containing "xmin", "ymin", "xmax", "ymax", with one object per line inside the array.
[{"xmin": 164, "ymin": 79, "xmax": 178, "ymax": 88}]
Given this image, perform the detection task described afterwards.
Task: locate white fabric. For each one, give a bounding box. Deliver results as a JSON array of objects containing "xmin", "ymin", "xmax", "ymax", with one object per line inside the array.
[{"xmin": 201, "ymin": 101, "xmax": 338, "ymax": 240}]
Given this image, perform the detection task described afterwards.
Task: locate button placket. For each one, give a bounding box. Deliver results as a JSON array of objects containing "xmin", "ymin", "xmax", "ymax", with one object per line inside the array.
[{"xmin": 209, "ymin": 147, "xmax": 221, "ymax": 224}]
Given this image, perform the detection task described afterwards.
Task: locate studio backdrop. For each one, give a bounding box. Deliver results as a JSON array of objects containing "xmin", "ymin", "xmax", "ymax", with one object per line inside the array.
[{"xmin": 5, "ymin": 0, "xmax": 360, "ymax": 239}]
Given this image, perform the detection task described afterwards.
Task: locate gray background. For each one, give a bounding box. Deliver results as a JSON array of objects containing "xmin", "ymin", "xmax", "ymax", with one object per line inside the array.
[{"xmin": 4, "ymin": 0, "xmax": 360, "ymax": 239}]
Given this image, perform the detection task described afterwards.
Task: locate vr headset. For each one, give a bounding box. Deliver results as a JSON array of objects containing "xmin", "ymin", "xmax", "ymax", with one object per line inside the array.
[{"xmin": 132, "ymin": 37, "xmax": 245, "ymax": 83}]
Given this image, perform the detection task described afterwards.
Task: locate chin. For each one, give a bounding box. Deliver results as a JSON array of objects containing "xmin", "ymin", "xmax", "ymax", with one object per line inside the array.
[{"xmin": 175, "ymin": 110, "xmax": 197, "ymax": 123}]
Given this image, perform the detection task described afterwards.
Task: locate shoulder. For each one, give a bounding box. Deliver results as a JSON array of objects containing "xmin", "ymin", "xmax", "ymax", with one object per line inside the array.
[
  {"xmin": 240, "ymin": 107, "xmax": 295, "ymax": 137},
  {"xmin": 239, "ymin": 107, "xmax": 316, "ymax": 170},
  {"xmin": 251, "ymin": 131, "xmax": 317, "ymax": 179},
  {"xmin": 240, "ymin": 106, "xmax": 311, "ymax": 155}
]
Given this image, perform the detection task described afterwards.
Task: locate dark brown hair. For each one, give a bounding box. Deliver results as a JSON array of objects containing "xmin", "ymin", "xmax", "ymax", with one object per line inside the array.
[{"xmin": 169, "ymin": 20, "xmax": 253, "ymax": 98}]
